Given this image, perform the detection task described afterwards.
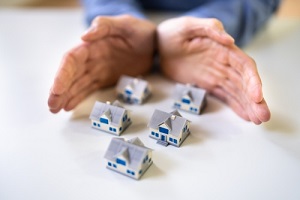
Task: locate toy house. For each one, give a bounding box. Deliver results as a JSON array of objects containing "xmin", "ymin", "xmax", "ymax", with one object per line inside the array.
[
  {"xmin": 89, "ymin": 100, "xmax": 131, "ymax": 135},
  {"xmin": 104, "ymin": 137, "xmax": 153, "ymax": 180},
  {"xmin": 116, "ymin": 75, "xmax": 151, "ymax": 104},
  {"xmin": 148, "ymin": 109, "xmax": 191, "ymax": 147},
  {"xmin": 173, "ymin": 83, "xmax": 207, "ymax": 114}
]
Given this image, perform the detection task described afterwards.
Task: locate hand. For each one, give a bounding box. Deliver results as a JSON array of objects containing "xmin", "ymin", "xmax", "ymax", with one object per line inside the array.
[
  {"xmin": 48, "ymin": 15, "xmax": 156, "ymax": 113},
  {"xmin": 157, "ymin": 17, "xmax": 270, "ymax": 124}
]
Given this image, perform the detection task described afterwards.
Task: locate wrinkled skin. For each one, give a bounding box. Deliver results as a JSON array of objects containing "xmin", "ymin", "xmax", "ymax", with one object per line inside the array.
[
  {"xmin": 48, "ymin": 15, "xmax": 270, "ymax": 124},
  {"xmin": 158, "ymin": 17, "xmax": 270, "ymax": 124},
  {"xmin": 48, "ymin": 15, "xmax": 156, "ymax": 113}
]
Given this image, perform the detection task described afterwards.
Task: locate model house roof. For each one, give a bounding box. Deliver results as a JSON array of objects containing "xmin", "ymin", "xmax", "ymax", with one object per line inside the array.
[
  {"xmin": 89, "ymin": 100, "xmax": 126, "ymax": 126},
  {"xmin": 173, "ymin": 83, "xmax": 207, "ymax": 107},
  {"xmin": 104, "ymin": 137, "xmax": 151, "ymax": 170},
  {"xmin": 148, "ymin": 110, "xmax": 189, "ymax": 137},
  {"xmin": 116, "ymin": 75, "xmax": 149, "ymax": 97}
]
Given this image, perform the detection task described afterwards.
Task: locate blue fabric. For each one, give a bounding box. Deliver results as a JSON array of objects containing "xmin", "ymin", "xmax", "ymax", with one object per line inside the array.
[{"xmin": 81, "ymin": 0, "xmax": 281, "ymax": 46}]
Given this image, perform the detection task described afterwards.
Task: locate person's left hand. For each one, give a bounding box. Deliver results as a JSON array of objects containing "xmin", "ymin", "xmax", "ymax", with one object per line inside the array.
[{"xmin": 157, "ymin": 17, "xmax": 270, "ymax": 124}]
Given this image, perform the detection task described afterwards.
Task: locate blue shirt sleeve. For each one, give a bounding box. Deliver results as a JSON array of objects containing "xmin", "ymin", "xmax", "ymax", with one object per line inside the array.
[
  {"xmin": 81, "ymin": 0, "xmax": 146, "ymax": 25},
  {"xmin": 81, "ymin": 0, "xmax": 281, "ymax": 47},
  {"xmin": 183, "ymin": 0, "xmax": 281, "ymax": 47}
]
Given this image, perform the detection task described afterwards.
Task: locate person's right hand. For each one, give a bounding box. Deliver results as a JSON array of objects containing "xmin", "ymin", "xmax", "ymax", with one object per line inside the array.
[{"xmin": 48, "ymin": 15, "xmax": 156, "ymax": 113}]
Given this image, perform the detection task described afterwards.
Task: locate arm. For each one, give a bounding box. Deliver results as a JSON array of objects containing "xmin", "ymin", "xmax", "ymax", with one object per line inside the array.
[
  {"xmin": 81, "ymin": 0, "xmax": 146, "ymax": 25},
  {"xmin": 183, "ymin": 0, "xmax": 281, "ymax": 46}
]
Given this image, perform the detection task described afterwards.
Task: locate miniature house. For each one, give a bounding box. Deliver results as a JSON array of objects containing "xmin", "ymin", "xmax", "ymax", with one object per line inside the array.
[
  {"xmin": 173, "ymin": 83, "xmax": 207, "ymax": 115},
  {"xmin": 104, "ymin": 137, "xmax": 153, "ymax": 180},
  {"xmin": 89, "ymin": 100, "xmax": 131, "ymax": 135},
  {"xmin": 116, "ymin": 75, "xmax": 151, "ymax": 104},
  {"xmin": 148, "ymin": 109, "xmax": 191, "ymax": 147}
]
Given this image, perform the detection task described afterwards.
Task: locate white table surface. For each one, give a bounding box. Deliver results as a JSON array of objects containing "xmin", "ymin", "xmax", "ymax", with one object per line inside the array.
[{"xmin": 1, "ymin": 8, "xmax": 300, "ymax": 200}]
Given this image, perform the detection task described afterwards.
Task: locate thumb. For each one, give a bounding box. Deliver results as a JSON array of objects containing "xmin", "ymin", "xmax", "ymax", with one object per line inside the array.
[
  {"xmin": 81, "ymin": 16, "xmax": 130, "ymax": 41},
  {"xmin": 184, "ymin": 18, "xmax": 235, "ymax": 45}
]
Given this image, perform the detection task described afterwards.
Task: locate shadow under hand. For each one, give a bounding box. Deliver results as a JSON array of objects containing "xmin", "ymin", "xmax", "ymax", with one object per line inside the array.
[
  {"xmin": 71, "ymin": 88, "xmax": 116, "ymax": 119},
  {"xmin": 263, "ymin": 111, "xmax": 296, "ymax": 134}
]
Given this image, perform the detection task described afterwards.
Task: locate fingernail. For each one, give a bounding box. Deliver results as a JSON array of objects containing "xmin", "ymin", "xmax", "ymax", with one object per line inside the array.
[
  {"xmin": 83, "ymin": 26, "xmax": 97, "ymax": 36},
  {"xmin": 222, "ymin": 32, "xmax": 234, "ymax": 43}
]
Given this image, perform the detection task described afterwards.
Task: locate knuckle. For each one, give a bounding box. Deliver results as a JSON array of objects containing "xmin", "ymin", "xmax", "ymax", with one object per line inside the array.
[
  {"xmin": 248, "ymin": 56, "xmax": 256, "ymax": 66},
  {"xmin": 92, "ymin": 16, "xmax": 108, "ymax": 26},
  {"xmin": 210, "ymin": 18, "xmax": 223, "ymax": 29},
  {"xmin": 63, "ymin": 51, "xmax": 75, "ymax": 64},
  {"xmin": 120, "ymin": 14, "xmax": 134, "ymax": 20}
]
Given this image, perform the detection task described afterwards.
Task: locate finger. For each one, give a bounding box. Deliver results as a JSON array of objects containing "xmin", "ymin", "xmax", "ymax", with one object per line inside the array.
[
  {"xmin": 212, "ymin": 60, "xmax": 243, "ymax": 92},
  {"xmin": 48, "ymin": 93, "xmax": 69, "ymax": 114},
  {"xmin": 228, "ymin": 46, "xmax": 263, "ymax": 103},
  {"xmin": 82, "ymin": 15, "xmax": 132, "ymax": 41},
  {"xmin": 211, "ymin": 87, "xmax": 250, "ymax": 121},
  {"xmin": 48, "ymin": 94, "xmax": 64, "ymax": 113},
  {"xmin": 211, "ymin": 66, "xmax": 269, "ymax": 124},
  {"xmin": 68, "ymin": 72, "xmax": 93, "ymax": 98},
  {"xmin": 192, "ymin": 64, "xmax": 225, "ymax": 91},
  {"xmin": 247, "ymin": 107, "xmax": 263, "ymax": 125},
  {"xmin": 68, "ymin": 61, "xmax": 109, "ymax": 99},
  {"xmin": 64, "ymin": 81, "xmax": 101, "ymax": 111},
  {"xmin": 184, "ymin": 18, "xmax": 234, "ymax": 45},
  {"xmin": 251, "ymin": 98, "xmax": 271, "ymax": 123},
  {"xmin": 50, "ymin": 44, "xmax": 89, "ymax": 95},
  {"xmin": 217, "ymin": 73, "xmax": 265, "ymax": 124}
]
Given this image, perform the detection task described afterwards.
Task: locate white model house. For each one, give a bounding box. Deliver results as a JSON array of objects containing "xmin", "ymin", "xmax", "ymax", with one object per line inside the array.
[
  {"xmin": 148, "ymin": 109, "xmax": 191, "ymax": 147},
  {"xmin": 173, "ymin": 83, "xmax": 207, "ymax": 114},
  {"xmin": 89, "ymin": 100, "xmax": 131, "ymax": 135},
  {"xmin": 116, "ymin": 75, "xmax": 151, "ymax": 104},
  {"xmin": 104, "ymin": 137, "xmax": 153, "ymax": 180}
]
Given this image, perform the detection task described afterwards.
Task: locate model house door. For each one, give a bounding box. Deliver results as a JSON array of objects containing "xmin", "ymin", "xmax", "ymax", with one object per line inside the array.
[{"xmin": 161, "ymin": 135, "xmax": 166, "ymax": 141}]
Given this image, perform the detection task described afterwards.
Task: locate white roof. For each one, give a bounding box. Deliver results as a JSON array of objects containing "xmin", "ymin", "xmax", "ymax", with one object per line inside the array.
[
  {"xmin": 116, "ymin": 75, "xmax": 149, "ymax": 97},
  {"xmin": 104, "ymin": 137, "xmax": 151, "ymax": 170},
  {"xmin": 148, "ymin": 109, "xmax": 189, "ymax": 137},
  {"xmin": 173, "ymin": 83, "xmax": 207, "ymax": 107},
  {"xmin": 89, "ymin": 100, "xmax": 126, "ymax": 126}
]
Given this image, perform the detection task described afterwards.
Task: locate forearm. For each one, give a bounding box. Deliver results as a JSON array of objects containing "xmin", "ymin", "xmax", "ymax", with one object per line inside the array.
[
  {"xmin": 81, "ymin": 0, "xmax": 146, "ymax": 25},
  {"xmin": 183, "ymin": 0, "xmax": 281, "ymax": 47}
]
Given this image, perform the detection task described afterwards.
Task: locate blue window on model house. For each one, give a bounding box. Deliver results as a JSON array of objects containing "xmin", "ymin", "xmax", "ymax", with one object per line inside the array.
[
  {"xmin": 126, "ymin": 170, "xmax": 135, "ymax": 176},
  {"xmin": 190, "ymin": 107, "xmax": 198, "ymax": 112},
  {"xmin": 100, "ymin": 117, "xmax": 109, "ymax": 124},
  {"xmin": 144, "ymin": 87, "xmax": 148, "ymax": 94},
  {"xmin": 116, "ymin": 158, "xmax": 126, "ymax": 166},
  {"xmin": 134, "ymin": 98, "xmax": 139, "ymax": 104},
  {"xmin": 182, "ymin": 98, "xmax": 191, "ymax": 104},
  {"xmin": 174, "ymin": 102, "xmax": 181, "ymax": 108},
  {"xmin": 143, "ymin": 155, "xmax": 148, "ymax": 163},
  {"xmin": 123, "ymin": 114, "xmax": 127, "ymax": 122},
  {"xmin": 125, "ymin": 89, "xmax": 132, "ymax": 95},
  {"xmin": 159, "ymin": 127, "xmax": 169, "ymax": 134},
  {"xmin": 109, "ymin": 127, "xmax": 116, "ymax": 132},
  {"xmin": 183, "ymin": 124, "xmax": 187, "ymax": 132}
]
